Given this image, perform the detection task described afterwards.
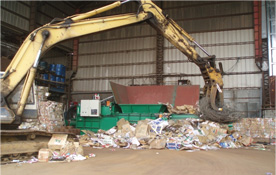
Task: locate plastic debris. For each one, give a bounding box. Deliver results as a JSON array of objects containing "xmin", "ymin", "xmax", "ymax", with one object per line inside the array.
[
  {"xmin": 67, "ymin": 154, "xmax": 86, "ymax": 161},
  {"xmin": 11, "ymin": 160, "xmax": 20, "ymax": 163},
  {"xmin": 89, "ymin": 153, "xmax": 96, "ymax": 157},
  {"xmin": 10, "ymin": 157, "xmax": 39, "ymax": 164}
]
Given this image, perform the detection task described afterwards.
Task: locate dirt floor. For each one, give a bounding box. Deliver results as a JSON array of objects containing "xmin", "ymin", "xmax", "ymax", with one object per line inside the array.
[{"xmin": 1, "ymin": 146, "xmax": 275, "ymax": 175}]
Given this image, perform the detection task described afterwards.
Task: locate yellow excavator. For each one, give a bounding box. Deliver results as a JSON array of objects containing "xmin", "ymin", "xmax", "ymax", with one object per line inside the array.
[{"xmin": 0, "ymin": 0, "xmax": 229, "ymax": 160}]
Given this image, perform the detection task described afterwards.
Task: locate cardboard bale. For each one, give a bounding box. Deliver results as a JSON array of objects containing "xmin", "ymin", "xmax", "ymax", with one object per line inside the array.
[
  {"xmin": 233, "ymin": 118, "xmax": 276, "ymax": 140},
  {"xmin": 38, "ymin": 101, "xmax": 64, "ymax": 132}
]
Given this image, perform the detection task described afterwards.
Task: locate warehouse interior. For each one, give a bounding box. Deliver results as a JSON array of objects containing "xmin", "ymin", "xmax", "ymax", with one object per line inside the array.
[{"xmin": 1, "ymin": 1, "xmax": 275, "ymax": 174}]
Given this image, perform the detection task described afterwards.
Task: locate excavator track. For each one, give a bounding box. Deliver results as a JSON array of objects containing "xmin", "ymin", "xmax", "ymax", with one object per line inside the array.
[{"xmin": 1, "ymin": 130, "xmax": 76, "ymax": 164}]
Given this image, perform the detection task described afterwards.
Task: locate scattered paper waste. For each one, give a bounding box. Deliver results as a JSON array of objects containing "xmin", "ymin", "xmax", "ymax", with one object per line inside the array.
[
  {"xmin": 166, "ymin": 103, "xmax": 197, "ymax": 114},
  {"xmin": 10, "ymin": 157, "xmax": 38, "ymax": 164},
  {"xmin": 10, "ymin": 118, "xmax": 275, "ymax": 165},
  {"xmin": 78, "ymin": 118, "xmax": 275, "ymax": 151}
]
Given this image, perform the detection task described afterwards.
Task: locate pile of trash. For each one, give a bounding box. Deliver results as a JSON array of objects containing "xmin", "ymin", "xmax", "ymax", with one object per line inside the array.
[
  {"xmin": 79, "ymin": 118, "xmax": 256, "ymax": 151},
  {"xmin": 18, "ymin": 100, "xmax": 64, "ymax": 132},
  {"xmin": 5, "ymin": 134, "xmax": 88, "ymax": 164},
  {"xmin": 166, "ymin": 103, "xmax": 197, "ymax": 115},
  {"xmin": 37, "ymin": 134, "xmax": 87, "ymax": 163}
]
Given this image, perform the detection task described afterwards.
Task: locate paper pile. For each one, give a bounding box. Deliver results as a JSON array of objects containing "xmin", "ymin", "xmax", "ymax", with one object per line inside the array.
[
  {"xmin": 38, "ymin": 134, "xmax": 86, "ymax": 163},
  {"xmin": 79, "ymin": 118, "xmax": 260, "ymax": 151},
  {"xmin": 166, "ymin": 103, "xmax": 197, "ymax": 114}
]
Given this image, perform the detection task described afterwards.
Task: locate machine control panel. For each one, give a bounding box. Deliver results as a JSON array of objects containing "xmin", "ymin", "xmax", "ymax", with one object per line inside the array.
[{"xmin": 80, "ymin": 100, "xmax": 101, "ymax": 117}]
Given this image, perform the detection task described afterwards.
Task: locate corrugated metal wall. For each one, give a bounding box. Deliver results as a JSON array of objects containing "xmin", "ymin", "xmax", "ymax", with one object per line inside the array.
[
  {"xmin": 36, "ymin": 2, "xmax": 75, "ymax": 25},
  {"xmin": 224, "ymin": 88, "xmax": 261, "ymax": 118},
  {"xmin": 162, "ymin": 1, "xmax": 258, "ymax": 88},
  {"xmin": 163, "ymin": 29, "xmax": 260, "ymax": 88},
  {"xmin": 1, "ymin": 1, "xmax": 30, "ymax": 31},
  {"xmin": 73, "ymin": 1, "xmax": 157, "ymax": 93}
]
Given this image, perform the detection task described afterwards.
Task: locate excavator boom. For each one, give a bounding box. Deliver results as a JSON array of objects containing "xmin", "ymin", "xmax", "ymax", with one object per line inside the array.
[{"xmin": 1, "ymin": 0, "xmax": 224, "ymax": 125}]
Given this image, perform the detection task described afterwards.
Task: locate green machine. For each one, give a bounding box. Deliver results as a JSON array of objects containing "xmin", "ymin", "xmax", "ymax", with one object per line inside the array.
[
  {"xmin": 67, "ymin": 100, "xmax": 198, "ymax": 133},
  {"xmin": 67, "ymin": 82, "xmax": 200, "ymax": 133},
  {"xmin": 70, "ymin": 101, "xmax": 166, "ymax": 133}
]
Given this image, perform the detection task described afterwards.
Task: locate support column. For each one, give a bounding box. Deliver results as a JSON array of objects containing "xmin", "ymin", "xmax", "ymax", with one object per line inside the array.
[
  {"xmin": 72, "ymin": 9, "xmax": 80, "ymax": 72},
  {"xmin": 156, "ymin": 34, "xmax": 164, "ymax": 85},
  {"xmin": 72, "ymin": 39, "xmax": 79, "ymax": 72},
  {"xmin": 155, "ymin": 1, "xmax": 164, "ymax": 85}
]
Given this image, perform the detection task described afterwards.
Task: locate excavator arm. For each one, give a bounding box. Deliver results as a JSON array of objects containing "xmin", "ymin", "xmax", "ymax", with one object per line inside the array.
[
  {"xmin": 1, "ymin": 0, "xmax": 224, "ymax": 125},
  {"xmin": 139, "ymin": 0, "xmax": 224, "ymax": 111}
]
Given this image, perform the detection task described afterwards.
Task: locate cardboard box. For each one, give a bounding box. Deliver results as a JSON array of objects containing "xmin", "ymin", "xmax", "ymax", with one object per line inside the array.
[
  {"xmin": 38, "ymin": 148, "xmax": 51, "ymax": 162},
  {"xmin": 48, "ymin": 134, "xmax": 68, "ymax": 150}
]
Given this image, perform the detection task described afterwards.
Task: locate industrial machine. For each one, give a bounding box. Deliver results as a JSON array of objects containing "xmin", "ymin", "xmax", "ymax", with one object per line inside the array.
[
  {"xmin": 1, "ymin": 0, "xmax": 228, "ymax": 159},
  {"xmin": 68, "ymin": 82, "xmax": 200, "ymax": 133}
]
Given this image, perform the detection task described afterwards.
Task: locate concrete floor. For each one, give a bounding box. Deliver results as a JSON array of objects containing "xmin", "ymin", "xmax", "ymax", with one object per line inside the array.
[{"xmin": 1, "ymin": 146, "xmax": 275, "ymax": 175}]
